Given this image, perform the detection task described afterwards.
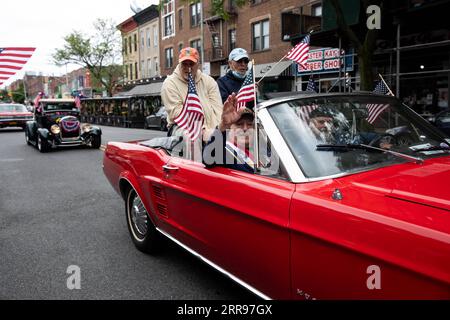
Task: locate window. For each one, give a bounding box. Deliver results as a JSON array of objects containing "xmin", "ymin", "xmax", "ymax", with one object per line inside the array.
[
  {"xmin": 147, "ymin": 59, "xmax": 152, "ymax": 77},
  {"xmin": 153, "ymin": 26, "xmax": 158, "ymax": 47},
  {"xmin": 134, "ymin": 34, "xmax": 138, "ymax": 52},
  {"xmin": 178, "ymin": 8, "xmax": 183, "ymax": 30},
  {"xmin": 190, "ymin": 39, "xmax": 202, "ymax": 63},
  {"xmin": 162, "ymin": 0, "xmax": 175, "ymax": 38},
  {"xmin": 128, "ymin": 36, "xmax": 132, "ymax": 54},
  {"xmin": 123, "ymin": 38, "xmax": 128, "ymax": 55},
  {"xmin": 165, "ymin": 47, "xmax": 174, "ymax": 69},
  {"xmin": 141, "ymin": 60, "xmax": 145, "ymax": 78},
  {"xmin": 229, "ymin": 29, "xmax": 236, "ymax": 51},
  {"xmin": 125, "ymin": 65, "xmax": 128, "ymax": 80},
  {"xmin": 312, "ymin": 4, "xmax": 322, "ymax": 17},
  {"xmin": 190, "ymin": 2, "xmax": 201, "ymax": 28},
  {"xmin": 154, "ymin": 57, "xmax": 159, "ymax": 74},
  {"xmin": 178, "ymin": 42, "xmax": 183, "ymax": 54},
  {"xmin": 252, "ymin": 20, "xmax": 270, "ymax": 51},
  {"xmin": 141, "ymin": 31, "xmax": 144, "ymax": 49},
  {"xmin": 129, "ymin": 64, "xmax": 133, "ymax": 80},
  {"xmin": 146, "ymin": 29, "xmax": 151, "ymax": 48},
  {"xmin": 164, "ymin": 14, "xmax": 174, "ymax": 37},
  {"xmin": 135, "ymin": 62, "xmax": 138, "ymax": 79}
]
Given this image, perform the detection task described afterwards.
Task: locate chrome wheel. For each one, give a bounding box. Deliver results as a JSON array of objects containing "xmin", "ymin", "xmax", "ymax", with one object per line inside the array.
[
  {"xmin": 37, "ymin": 135, "xmax": 42, "ymax": 151},
  {"xmin": 125, "ymin": 187, "xmax": 163, "ymax": 253},
  {"xmin": 129, "ymin": 192, "xmax": 148, "ymax": 240}
]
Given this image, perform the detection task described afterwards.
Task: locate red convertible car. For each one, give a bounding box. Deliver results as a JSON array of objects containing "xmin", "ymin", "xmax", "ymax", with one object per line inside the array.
[{"xmin": 103, "ymin": 93, "xmax": 450, "ymax": 299}]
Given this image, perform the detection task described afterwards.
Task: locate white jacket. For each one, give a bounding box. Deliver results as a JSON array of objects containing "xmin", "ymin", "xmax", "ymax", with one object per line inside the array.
[{"xmin": 161, "ymin": 65, "xmax": 223, "ymax": 130}]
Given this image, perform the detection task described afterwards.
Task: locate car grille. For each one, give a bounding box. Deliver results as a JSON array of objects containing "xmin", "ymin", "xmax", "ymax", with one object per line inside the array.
[{"xmin": 61, "ymin": 129, "xmax": 81, "ymax": 139}]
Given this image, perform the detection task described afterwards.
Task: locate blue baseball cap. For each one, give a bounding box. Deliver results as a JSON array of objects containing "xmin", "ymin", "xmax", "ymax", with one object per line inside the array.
[{"xmin": 229, "ymin": 48, "xmax": 249, "ymax": 61}]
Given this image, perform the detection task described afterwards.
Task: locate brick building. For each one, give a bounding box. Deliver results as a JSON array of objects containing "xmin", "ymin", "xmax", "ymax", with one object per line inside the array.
[{"xmin": 158, "ymin": 0, "xmax": 321, "ymax": 95}]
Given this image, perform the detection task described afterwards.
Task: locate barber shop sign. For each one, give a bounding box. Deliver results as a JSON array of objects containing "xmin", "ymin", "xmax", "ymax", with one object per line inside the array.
[{"xmin": 295, "ymin": 48, "xmax": 354, "ymax": 75}]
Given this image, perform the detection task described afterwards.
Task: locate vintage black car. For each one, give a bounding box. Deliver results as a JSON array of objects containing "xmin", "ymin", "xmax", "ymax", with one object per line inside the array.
[
  {"xmin": 144, "ymin": 106, "xmax": 168, "ymax": 131},
  {"xmin": 25, "ymin": 99, "xmax": 102, "ymax": 152}
]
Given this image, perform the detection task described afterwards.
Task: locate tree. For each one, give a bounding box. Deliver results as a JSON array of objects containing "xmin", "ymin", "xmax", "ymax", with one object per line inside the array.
[
  {"xmin": 53, "ymin": 18, "xmax": 122, "ymax": 96},
  {"xmin": 11, "ymin": 83, "xmax": 25, "ymax": 104},
  {"xmin": 329, "ymin": 0, "xmax": 383, "ymax": 91}
]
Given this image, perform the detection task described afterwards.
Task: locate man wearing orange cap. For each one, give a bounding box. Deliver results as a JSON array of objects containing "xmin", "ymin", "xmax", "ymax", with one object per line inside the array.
[{"xmin": 161, "ymin": 47, "xmax": 223, "ymax": 139}]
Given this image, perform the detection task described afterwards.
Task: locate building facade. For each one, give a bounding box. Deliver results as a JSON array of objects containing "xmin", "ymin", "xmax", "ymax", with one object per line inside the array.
[
  {"xmin": 134, "ymin": 5, "xmax": 161, "ymax": 80},
  {"xmin": 117, "ymin": 17, "xmax": 139, "ymax": 82}
]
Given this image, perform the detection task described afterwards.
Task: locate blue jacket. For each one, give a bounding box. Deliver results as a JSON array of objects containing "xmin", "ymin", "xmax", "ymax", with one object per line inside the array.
[{"xmin": 217, "ymin": 71, "xmax": 245, "ymax": 104}]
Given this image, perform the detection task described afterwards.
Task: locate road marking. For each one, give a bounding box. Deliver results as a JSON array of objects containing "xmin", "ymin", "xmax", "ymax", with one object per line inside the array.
[{"xmin": 0, "ymin": 158, "xmax": 24, "ymax": 162}]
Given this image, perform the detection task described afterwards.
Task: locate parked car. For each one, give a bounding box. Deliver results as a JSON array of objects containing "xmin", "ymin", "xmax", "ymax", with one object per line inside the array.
[
  {"xmin": 0, "ymin": 103, "xmax": 33, "ymax": 130},
  {"xmin": 103, "ymin": 93, "xmax": 450, "ymax": 299},
  {"xmin": 427, "ymin": 109, "xmax": 450, "ymax": 136},
  {"xmin": 25, "ymin": 99, "xmax": 102, "ymax": 153},
  {"xmin": 144, "ymin": 106, "xmax": 168, "ymax": 131}
]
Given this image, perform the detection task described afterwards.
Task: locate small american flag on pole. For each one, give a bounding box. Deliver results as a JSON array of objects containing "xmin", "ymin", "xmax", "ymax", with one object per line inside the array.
[
  {"xmin": 366, "ymin": 78, "xmax": 394, "ymax": 124},
  {"xmin": 236, "ymin": 68, "xmax": 255, "ymax": 110},
  {"xmin": 0, "ymin": 47, "xmax": 36, "ymax": 86},
  {"xmin": 34, "ymin": 92, "xmax": 45, "ymax": 112},
  {"xmin": 286, "ymin": 34, "xmax": 310, "ymax": 69},
  {"xmin": 297, "ymin": 104, "xmax": 319, "ymax": 123},
  {"xmin": 173, "ymin": 72, "xmax": 204, "ymax": 141},
  {"xmin": 306, "ymin": 76, "xmax": 317, "ymax": 93}
]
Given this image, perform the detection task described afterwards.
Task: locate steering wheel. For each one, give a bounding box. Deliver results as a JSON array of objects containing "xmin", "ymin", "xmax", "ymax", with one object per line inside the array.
[{"xmin": 368, "ymin": 133, "xmax": 397, "ymax": 149}]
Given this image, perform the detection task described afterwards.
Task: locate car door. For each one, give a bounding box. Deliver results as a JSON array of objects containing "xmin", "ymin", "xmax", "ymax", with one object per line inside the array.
[{"xmin": 157, "ymin": 142, "xmax": 294, "ymax": 299}]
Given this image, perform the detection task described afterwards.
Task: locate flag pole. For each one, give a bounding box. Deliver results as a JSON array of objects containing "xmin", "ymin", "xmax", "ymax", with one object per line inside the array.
[
  {"xmin": 378, "ymin": 73, "xmax": 395, "ymax": 96},
  {"xmin": 252, "ymin": 60, "xmax": 259, "ymax": 173},
  {"xmin": 256, "ymin": 54, "xmax": 288, "ymax": 86},
  {"xmin": 257, "ymin": 30, "xmax": 314, "ymax": 86}
]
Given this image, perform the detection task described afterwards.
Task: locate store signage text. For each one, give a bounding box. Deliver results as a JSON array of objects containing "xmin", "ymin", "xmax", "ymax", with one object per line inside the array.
[{"xmin": 295, "ymin": 48, "xmax": 354, "ymax": 75}]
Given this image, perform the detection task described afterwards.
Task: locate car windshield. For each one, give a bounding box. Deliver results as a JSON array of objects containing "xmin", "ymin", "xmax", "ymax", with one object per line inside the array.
[
  {"xmin": 43, "ymin": 103, "xmax": 77, "ymax": 112},
  {"xmin": 267, "ymin": 95, "xmax": 450, "ymax": 179},
  {"xmin": 0, "ymin": 104, "xmax": 28, "ymax": 112}
]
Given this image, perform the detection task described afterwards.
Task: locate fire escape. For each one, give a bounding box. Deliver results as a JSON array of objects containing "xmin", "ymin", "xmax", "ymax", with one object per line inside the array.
[{"xmin": 204, "ymin": 0, "xmax": 238, "ymax": 62}]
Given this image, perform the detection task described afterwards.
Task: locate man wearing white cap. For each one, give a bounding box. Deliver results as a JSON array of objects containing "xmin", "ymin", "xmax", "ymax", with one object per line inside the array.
[{"xmin": 217, "ymin": 48, "xmax": 251, "ymax": 104}]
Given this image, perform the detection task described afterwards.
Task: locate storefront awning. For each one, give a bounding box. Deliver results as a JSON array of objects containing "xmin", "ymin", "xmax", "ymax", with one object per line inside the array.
[
  {"xmin": 254, "ymin": 61, "xmax": 293, "ymax": 79},
  {"xmin": 118, "ymin": 82, "xmax": 164, "ymax": 97}
]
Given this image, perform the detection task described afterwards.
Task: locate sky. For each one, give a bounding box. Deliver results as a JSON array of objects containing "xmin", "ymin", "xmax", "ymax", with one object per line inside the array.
[{"xmin": 1, "ymin": 0, "xmax": 158, "ymax": 88}]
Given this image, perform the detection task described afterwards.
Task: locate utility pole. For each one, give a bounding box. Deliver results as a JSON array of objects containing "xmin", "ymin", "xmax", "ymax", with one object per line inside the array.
[
  {"xmin": 23, "ymin": 73, "xmax": 28, "ymax": 103},
  {"xmin": 200, "ymin": 0, "xmax": 205, "ymax": 70}
]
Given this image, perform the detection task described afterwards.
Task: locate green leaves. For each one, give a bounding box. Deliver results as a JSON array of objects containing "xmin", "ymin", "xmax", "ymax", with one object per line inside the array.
[{"xmin": 52, "ymin": 18, "xmax": 122, "ymax": 96}]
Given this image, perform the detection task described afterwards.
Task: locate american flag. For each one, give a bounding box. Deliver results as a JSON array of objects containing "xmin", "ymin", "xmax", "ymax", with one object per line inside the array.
[
  {"xmin": 74, "ymin": 94, "xmax": 81, "ymax": 109},
  {"xmin": 173, "ymin": 72, "xmax": 204, "ymax": 141},
  {"xmin": 297, "ymin": 104, "xmax": 318, "ymax": 123},
  {"xmin": 286, "ymin": 34, "xmax": 310, "ymax": 69},
  {"xmin": 372, "ymin": 80, "xmax": 391, "ymax": 95},
  {"xmin": 306, "ymin": 76, "xmax": 317, "ymax": 93},
  {"xmin": 366, "ymin": 79, "xmax": 393, "ymax": 124},
  {"xmin": 34, "ymin": 92, "xmax": 45, "ymax": 112},
  {"xmin": 0, "ymin": 47, "xmax": 36, "ymax": 86},
  {"xmin": 236, "ymin": 68, "xmax": 255, "ymax": 110}
]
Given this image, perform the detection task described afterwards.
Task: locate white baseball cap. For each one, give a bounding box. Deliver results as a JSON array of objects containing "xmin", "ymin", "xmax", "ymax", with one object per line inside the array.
[{"xmin": 229, "ymin": 48, "xmax": 249, "ymax": 61}]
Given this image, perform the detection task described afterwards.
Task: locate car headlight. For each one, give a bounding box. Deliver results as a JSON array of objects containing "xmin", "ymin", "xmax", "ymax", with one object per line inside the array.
[
  {"xmin": 51, "ymin": 124, "xmax": 61, "ymax": 134},
  {"xmin": 82, "ymin": 124, "xmax": 92, "ymax": 133}
]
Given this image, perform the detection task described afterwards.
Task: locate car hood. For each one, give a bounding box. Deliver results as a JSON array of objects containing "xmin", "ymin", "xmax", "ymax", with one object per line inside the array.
[
  {"xmin": 387, "ymin": 156, "xmax": 450, "ymax": 211},
  {"xmin": 0, "ymin": 112, "xmax": 32, "ymax": 116},
  {"xmin": 347, "ymin": 156, "xmax": 450, "ymax": 212}
]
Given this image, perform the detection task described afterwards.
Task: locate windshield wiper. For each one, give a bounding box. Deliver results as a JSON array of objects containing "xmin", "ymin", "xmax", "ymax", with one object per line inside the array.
[
  {"xmin": 316, "ymin": 143, "xmax": 424, "ymax": 164},
  {"xmin": 409, "ymin": 144, "xmax": 450, "ymax": 152}
]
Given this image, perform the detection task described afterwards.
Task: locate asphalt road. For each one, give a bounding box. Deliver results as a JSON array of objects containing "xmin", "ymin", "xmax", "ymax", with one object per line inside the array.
[{"xmin": 0, "ymin": 125, "xmax": 255, "ymax": 300}]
